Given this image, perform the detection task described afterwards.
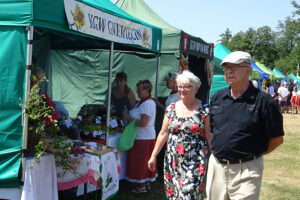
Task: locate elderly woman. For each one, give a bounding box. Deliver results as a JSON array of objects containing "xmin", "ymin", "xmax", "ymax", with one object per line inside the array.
[
  {"xmin": 156, "ymin": 72, "xmax": 181, "ymax": 110},
  {"xmin": 110, "ymin": 72, "xmax": 136, "ymax": 118},
  {"xmin": 148, "ymin": 70, "xmax": 210, "ymax": 199},
  {"xmin": 124, "ymin": 80, "xmax": 157, "ymax": 193}
]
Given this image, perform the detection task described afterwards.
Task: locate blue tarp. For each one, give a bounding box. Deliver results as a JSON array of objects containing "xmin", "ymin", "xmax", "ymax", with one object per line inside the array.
[
  {"xmin": 273, "ymin": 68, "xmax": 289, "ymax": 82},
  {"xmin": 251, "ymin": 60, "xmax": 270, "ymax": 80}
]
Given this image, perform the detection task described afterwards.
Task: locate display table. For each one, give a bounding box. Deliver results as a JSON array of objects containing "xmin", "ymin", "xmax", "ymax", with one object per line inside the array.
[
  {"xmin": 85, "ymin": 133, "xmax": 127, "ymax": 180},
  {"xmin": 106, "ymin": 133, "xmax": 127, "ymax": 180},
  {"xmin": 57, "ymin": 151, "xmax": 119, "ymax": 200},
  {"xmin": 1, "ymin": 149, "xmax": 119, "ymax": 200},
  {"xmin": 21, "ymin": 154, "xmax": 59, "ymax": 200}
]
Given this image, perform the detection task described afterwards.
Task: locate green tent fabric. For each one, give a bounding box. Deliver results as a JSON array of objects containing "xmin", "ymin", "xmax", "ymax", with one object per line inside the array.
[
  {"xmin": 0, "ymin": 26, "xmax": 27, "ymax": 188},
  {"xmin": 210, "ymin": 75, "xmax": 229, "ymax": 101},
  {"xmin": 250, "ymin": 68, "xmax": 261, "ymax": 80},
  {"xmin": 213, "ymin": 43, "xmax": 231, "ymax": 75},
  {"xmin": 51, "ymin": 49, "xmax": 179, "ymax": 117},
  {"xmin": 0, "ymin": 0, "xmax": 164, "ymax": 188},
  {"xmin": 116, "ymin": 0, "xmax": 213, "ymax": 58},
  {"xmin": 288, "ymin": 74, "xmax": 300, "ymax": 87},
  {"xmin": 0, "ymin": 0, "xmax": 162, "ymax": 53},
  {"xmin": 117, "ymin": 0, "xmax": 180, "ymax": 53},
  {"xmin": 256, "ymin": 62, "xmax": 283, "ymax": 81}
]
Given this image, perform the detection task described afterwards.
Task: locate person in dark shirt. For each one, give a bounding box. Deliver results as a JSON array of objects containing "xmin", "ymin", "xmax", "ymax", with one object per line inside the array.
[
  {"xmin": 206, "ymin": 51, "xmax": 284, "ymax": 200},
  {"xmin": 106, "ymin": 72, "xmax": 136, "ymax": 118}
]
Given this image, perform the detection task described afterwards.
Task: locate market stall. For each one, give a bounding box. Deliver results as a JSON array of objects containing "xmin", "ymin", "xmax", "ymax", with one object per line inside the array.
[
  {"xmin": 116, "ymin": 0, "xmax": 214, "ymax": 104},
  {"xmin": 0, "ymin": 0, "xmax": 162, "ymax": 199}
]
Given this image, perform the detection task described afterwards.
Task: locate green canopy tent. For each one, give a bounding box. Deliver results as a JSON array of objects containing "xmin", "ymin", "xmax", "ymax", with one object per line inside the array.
[
  {"xmin": 256, "ymin": 62, "xmax": 283, "ymax": 81},
  {"xmin": 0, "ymin": 0, "xmax": 162, "ymax": 190},
  {"xmin": 213, "ymin": 43, "xmax": 229, "ymax": 75},
  {"xmin": 116, "ymin": 0, "xmax": 214, "ymax": 104},
  {"xmin": 210, "ymin": 43, "xmax": 261, "ymax": 101},
  {"xmin": 288, "ymin": 73, "xmax": 300, "ymax": 87}
]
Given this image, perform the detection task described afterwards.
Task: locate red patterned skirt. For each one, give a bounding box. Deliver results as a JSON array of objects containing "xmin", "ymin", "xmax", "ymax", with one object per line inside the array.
[
  {"xmin": 297, "ymin": 96, "xmax": 300, "ymax": 106},
  {"xmin": 291, "ymin": 96, "xmax": 297, "ymax": 105},
  {"xmin": 126, "ymin": 139, "xmax": 157, "ymax": 183}
]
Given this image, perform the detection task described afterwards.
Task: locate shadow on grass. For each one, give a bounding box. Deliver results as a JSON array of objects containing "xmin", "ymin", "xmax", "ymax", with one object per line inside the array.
[{"xmin": 113, "ymin": 168, "xmax": 166, "ymax": 200}]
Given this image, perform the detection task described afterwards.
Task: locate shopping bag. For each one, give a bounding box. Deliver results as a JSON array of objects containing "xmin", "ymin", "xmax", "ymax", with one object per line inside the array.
[{"xmin": 117, "ymin": 119, "xmax": 139, "ymax": 151}]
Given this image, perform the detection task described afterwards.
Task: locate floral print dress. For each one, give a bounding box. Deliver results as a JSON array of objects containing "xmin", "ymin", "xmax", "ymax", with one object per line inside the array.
[{"xmin": 164, "ymin": 103, "xmax": 209, "ymax": 200}]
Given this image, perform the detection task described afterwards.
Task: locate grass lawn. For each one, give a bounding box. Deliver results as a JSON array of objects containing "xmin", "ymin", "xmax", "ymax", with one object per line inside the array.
[
  {"xmin": 260, "ymin": 114, "xmax": 300, "ymax": 200},
  {"xmin": 112, "ymin": 114, "xmax": 300, "ymax": 200}
]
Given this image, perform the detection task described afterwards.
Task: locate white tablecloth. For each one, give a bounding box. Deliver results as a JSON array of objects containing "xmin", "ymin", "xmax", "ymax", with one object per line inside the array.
[
  {"xmin": 106, "ymin": 133, "xmax": 127, "ymax": 180},
  {"xmin": 21, "ymin": 154, "xmax": 59, "ymax": 200}
]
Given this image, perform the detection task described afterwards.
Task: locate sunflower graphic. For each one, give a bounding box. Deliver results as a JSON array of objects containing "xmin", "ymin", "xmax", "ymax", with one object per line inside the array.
[
  {"xmin": 142, "ymin": 28, "xmax": 151, "ymax": 48},
  {"xmin": 72, "ymin": 3, "xmax": 85, "ymax": 30}
]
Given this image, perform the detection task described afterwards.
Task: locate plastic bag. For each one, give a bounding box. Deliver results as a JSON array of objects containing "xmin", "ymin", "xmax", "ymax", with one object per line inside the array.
[{"xmin": 117, "ymin": 119, "xmax": 139, "ymax": 151}]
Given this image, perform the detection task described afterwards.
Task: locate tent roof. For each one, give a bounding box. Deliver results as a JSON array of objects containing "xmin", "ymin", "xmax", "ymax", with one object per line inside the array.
[
  {"xmin": 273, "ymin": 68, "xmax": 289, "ymax": 82},
  {"xmin": 0, "ymin": 0, "xmax": 162, "ymax": 53},
  {"xmin": 116, "ymin": 0, "xmax": 213, "ymax": 58},
  {"xmin": 213, "ymin": 43, "xmax": 231, "ymax": 75},
  {"xmin": 251, "ymin": 60, "xmax": 270, "ymax": 80},
  {"xmin": 256, "ymin": 62, "xmax": 283, "ymax": 81},
  {"xmin": 289, "ymin": 73, "xmax": 300, "ymax": 83}
]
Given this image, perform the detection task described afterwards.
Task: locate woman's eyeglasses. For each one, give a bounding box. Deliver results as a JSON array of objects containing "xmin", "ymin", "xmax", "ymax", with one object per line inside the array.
[{"xmin": 177, "ymin": 85, "xmax": 193, "ymax": 90}]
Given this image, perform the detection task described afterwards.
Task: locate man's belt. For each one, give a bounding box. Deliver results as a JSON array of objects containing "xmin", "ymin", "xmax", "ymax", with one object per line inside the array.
[{"xmin": 217, "ymin": 154, "xmax": 261, "ymax": 165}]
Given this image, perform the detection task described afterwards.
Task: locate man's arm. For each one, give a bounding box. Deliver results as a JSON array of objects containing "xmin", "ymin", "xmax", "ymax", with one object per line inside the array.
[{"xmin": 263, "ymin": 136, "xmax": 283, "ymax": 155}]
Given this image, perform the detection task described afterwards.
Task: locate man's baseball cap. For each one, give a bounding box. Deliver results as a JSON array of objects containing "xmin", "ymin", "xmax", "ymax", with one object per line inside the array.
[{"xmin": 220, "ymin": 51, "xmax": 251, "ymax": 66}]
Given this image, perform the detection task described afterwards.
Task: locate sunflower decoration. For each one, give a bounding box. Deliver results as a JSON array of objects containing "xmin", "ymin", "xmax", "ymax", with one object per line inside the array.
[
  {"xmin": 142, "ymin": 28, "xmax": 150, "ymax": 47},
  {"xmin": 72, "ymin": 3, "xmax": 85, "ymax": 30},
  {"xmin": 180, "ymin": 54, "xmax": 189, "ymax": 72}
]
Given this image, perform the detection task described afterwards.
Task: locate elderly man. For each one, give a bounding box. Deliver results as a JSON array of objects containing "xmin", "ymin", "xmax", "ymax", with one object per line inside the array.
[{"xmin": 206, "ymin": 51, "xmax": 284, "ymax": 200}]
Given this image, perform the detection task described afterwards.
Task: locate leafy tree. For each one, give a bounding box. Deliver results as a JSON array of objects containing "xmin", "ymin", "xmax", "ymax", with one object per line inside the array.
[
  {"xmin": 216, "ymin": 1, "xmax": 300, "ymax": 75},
  {"xmin": 276, "ymin": 17, "xmax": 299, "ymax": 57},
  {"xmin": 218, "ymin": 28, "xmax": 232, "ymax": 47},
  {"xmin": 254, "ymin": 26, "xmax": 278, "ymax": 68}
]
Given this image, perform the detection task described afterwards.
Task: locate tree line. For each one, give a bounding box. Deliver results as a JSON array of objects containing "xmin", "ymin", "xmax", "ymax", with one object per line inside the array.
[{"xmin": 218, "ymin": 1, "xmax": 300, "ymax": 75}]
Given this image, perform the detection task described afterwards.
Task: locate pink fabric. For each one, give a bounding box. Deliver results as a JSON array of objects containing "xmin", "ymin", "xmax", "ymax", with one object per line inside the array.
[{"xmin": 57, "ymin": 170, "xmax": 93, "ymax": 191}]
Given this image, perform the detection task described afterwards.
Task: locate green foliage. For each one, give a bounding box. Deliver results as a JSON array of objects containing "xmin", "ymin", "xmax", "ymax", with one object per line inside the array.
[
  {"xmin": 217, "ymin": 1, "xmax": 300, "ymax": 74},
  {"xmin": 82, "ymin": 124, "xmax": 101, "ymax": 132},
  {"xmin": 24, "ymin": 77, "xmax": 72, "ymax": 170}
]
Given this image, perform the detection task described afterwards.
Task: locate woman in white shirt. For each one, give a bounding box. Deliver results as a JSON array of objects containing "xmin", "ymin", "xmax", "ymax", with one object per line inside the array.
[
  {"xmin": 291, "ymin": 86, "xmax": 298, "ymax": 114},
  {"xmin": 123, "ymin": 80, "xmax": 157, "ymax": 193}
]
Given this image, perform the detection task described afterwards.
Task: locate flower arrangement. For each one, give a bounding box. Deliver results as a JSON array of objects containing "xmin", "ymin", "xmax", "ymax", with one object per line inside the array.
[{"xmin": 24, "ymin": 76, "xmax": 72, "ymax": 170}]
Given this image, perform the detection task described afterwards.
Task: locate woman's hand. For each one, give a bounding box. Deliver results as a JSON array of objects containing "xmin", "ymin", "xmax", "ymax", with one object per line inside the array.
[
  {"xmin": 122, "ymin": 113, "xmax": 133, "ymax": 123},
  {"xmin": 148, "ymin": 156, "xmax": 157, "ymax": 172}
]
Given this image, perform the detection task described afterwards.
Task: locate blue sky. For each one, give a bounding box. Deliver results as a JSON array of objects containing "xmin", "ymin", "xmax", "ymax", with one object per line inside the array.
[{"xmin": 112, "ymin": 0, "xmax": 297, "ymax": 44}]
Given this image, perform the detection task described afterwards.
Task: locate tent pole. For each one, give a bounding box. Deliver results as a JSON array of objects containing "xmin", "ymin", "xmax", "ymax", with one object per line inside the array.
[
  {"xmin": 106, "ymin": 42, "xmax": 114, "ymax": 146},
  {"xmin": 155, "ymin": 53, "xmax": 161, "ymax": 98},
  {"xmin": 21, "ymin": 26, "xmax": 34, "ymax": 191}
]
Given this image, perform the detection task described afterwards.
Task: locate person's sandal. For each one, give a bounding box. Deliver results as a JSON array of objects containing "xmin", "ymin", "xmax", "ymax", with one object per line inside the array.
[{"xmin": 132, "ymin": 186, "xmax": 147, "ymax": 193}]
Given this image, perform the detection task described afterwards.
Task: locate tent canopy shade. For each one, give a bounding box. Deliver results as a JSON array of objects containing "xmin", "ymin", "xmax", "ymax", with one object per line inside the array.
[
  {"xmin": 273, "ymin": 68, "xmax": 289, "ymax": 82},
  {"xmin": 288, "ymin": 73, "xmax": 300, "ymax": 86},
  {"xmin": 251, "ymin": 60, "xmax": 270, "ymax": 80},
  {"xmin": 0, "ymin": 0, "xmax": 162, "ymax": 53},
  {"xmin": 116, "ymin": 0, "xmax": 213, "ymax": 59},
  {"xmin": 0, "ymin": 0, "xmax": 164, "ymax": 188},
  {"xmin": 213, "ymin": 43, "xmax": 231, "ymax": 75},
  {"xmin": 256, "ymin": 62, "xmax": 283, "ymax": 81}
]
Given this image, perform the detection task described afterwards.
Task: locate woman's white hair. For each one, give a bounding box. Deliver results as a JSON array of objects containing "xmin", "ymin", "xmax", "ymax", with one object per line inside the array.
[{"xmin": 176, "ymin": 70, "xmax": 201, "ymax": 88}]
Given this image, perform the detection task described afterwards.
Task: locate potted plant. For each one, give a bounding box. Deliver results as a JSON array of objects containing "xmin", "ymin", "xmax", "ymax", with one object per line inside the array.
[{"xmin": 23, "ymin": 77, "xmax": 72, "ymax": 169}]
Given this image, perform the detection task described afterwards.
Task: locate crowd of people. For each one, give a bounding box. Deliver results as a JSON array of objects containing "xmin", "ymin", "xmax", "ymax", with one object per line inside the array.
[
  {"xmin": 253, "ymin": 79, "xmax": 300, "ymax": 114},
  {"xmin": 110, "ymin": 50, "xmax": 284, "ymax": 200}
]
